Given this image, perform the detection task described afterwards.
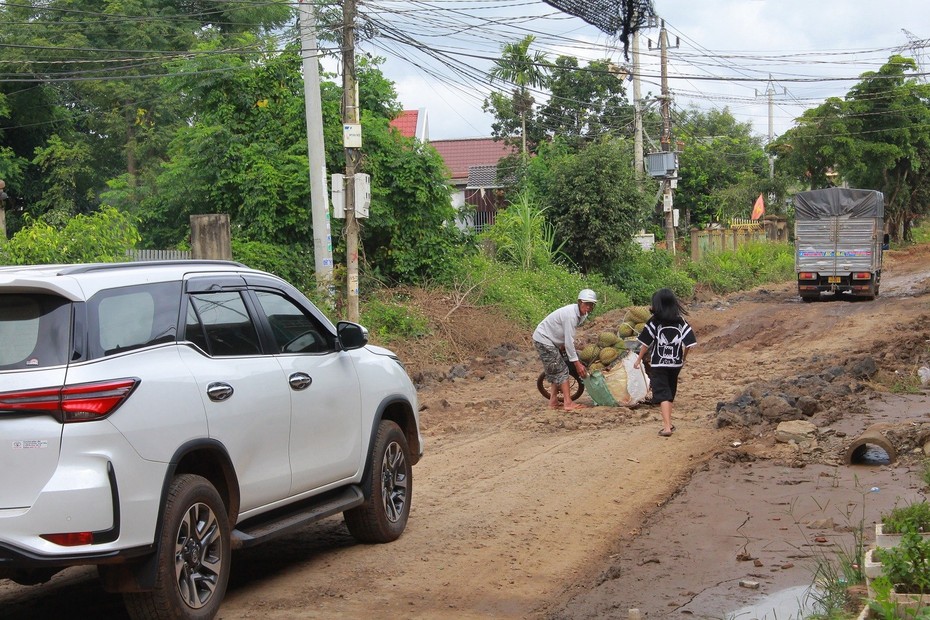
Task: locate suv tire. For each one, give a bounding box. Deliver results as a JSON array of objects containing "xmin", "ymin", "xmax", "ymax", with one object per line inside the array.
[
  {"xmin": 344, "ymin": 420, "xmax": 412, "ymax": 543},
  {"xmin": 124, "ymin": 474, "xmax": 231, "ymax": 620}
]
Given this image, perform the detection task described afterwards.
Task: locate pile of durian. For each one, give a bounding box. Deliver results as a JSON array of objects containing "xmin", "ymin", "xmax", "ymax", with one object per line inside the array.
[{"xmin": 578, "ymin": 306, "xmax": 652, "ymax": 372}]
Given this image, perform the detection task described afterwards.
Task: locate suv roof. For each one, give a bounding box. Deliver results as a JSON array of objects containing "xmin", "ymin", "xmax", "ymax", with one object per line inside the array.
[{"xmin": 0, "ymin": 260, "xmax": 260, "ymax": 300}]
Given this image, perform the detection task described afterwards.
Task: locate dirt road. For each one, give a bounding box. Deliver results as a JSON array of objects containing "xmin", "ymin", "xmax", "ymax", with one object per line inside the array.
[{"xmin": 4, "ymin": 245, "xmax": 930, "ymax": 619}]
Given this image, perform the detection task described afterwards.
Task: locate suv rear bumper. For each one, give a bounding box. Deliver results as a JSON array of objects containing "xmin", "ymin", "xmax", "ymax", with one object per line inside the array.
[{"xmin": 0, "ymin": 539, "xmax": 153, "ymax": 573}]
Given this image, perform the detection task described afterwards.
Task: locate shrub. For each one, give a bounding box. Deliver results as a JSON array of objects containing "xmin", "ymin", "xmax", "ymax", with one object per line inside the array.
[
  {"xmin": 605, "ymin": 246, "xmax": 694, "ymax": 305},
  {"xmin": 360, "ymin": 294, "xmax": 430, "ymax": 345},
  {"xmin": 459, "ymin": 254, "xmax": 629, "ymax": 328},
  {"xmin": 874, "ymin": 531, "xmax": 930, "ymax": 594},
  {"xmin": 687, "ymin": 241, "xmax": 794, "ymax": 294},
  {"xmin": 881, "ymin": 501, "xmax": 930, "ymax": 535},
  {"xmin": 0, "ymin": 206, "xmax": 140, "ymax": 265}
]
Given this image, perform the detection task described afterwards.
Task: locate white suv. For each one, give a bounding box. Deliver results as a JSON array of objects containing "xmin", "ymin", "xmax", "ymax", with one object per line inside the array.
[{"xmin": 0, "ymin": 261, "xmax": 421, "ymax": 618}]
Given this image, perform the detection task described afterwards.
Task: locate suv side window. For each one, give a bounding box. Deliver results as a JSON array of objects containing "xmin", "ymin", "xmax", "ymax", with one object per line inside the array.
[
  {"xmin": 86, "ymin": 282, "xmax": 181, "ymax": 359},
  {"xmin": 0, "ymin": 294, "xmax": 71, "ymax": 369},
  {"xmin": 254, "ymin": 291, "xmax": 334, "ymax": 354},
  {"xmin": 186, "ymin": 291, "xmax": 262, "ymax": 357}
]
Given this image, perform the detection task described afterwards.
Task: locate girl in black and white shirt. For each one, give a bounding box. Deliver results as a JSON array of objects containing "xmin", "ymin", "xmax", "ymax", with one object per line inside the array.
[{"xmin": 634, "ymin": 288, "xmax": 697, "ymax": 437}]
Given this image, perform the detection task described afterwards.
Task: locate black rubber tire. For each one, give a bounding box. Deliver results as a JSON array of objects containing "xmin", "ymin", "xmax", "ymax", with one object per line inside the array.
[
  {"xmin": 536, "ymin": 372, "xmax": 585, "ymax": 402},
  {"xmin": 124, "ymin": 474, "xmax": 230, "ymax": 620},
  {"xmin": 344, "ymin": 420, "xmax": 412, "ymax": 544},
  {"xmin": 800, "ymin": 295, "xmax": 818, "ymax": 303}
]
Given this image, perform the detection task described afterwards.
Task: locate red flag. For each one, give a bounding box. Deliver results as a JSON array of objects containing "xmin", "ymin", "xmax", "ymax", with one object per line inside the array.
[{"xmin": 751, "ymin": 193, "xmax": 765, "ymax": 220}]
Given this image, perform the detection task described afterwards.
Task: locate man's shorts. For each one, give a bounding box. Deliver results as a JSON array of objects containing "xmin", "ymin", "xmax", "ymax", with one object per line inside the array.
[
  {"xmin": 534, "ymin": 341, "xmax": 569, "ymax": 385},
  {"xmin": 648, "ymin": 366, "xmax": 682, "ymax": 403}
]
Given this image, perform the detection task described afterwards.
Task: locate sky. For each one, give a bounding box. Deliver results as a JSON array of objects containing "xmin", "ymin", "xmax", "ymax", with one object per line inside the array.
[{"xmin": 352, "ymin": 0, "xmax": 928, "ymax": 142}]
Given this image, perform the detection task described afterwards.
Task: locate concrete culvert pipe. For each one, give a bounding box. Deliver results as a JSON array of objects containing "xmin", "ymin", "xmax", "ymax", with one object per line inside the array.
[{"xmin": 845, "ymin": 429, "xmax": 897, "ymax": 465}]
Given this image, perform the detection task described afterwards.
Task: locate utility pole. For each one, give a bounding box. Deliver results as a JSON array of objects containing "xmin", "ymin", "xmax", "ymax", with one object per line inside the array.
[
  {"xmin": 632, "ymin": 29, "xmax": 644, "ymax": 181},
  {"xmin": 756, "ymin": 76, "xmax": 786, "ymax": 180},
  {"xmin": 767, "ymin": 78, "xmax": 774, "ymax": 179},
  {"xmin": 659, "ymin": 19, "xmax": 675, "ymax": 255},
  {"xmin": 0, "ymin": 179, "xmax": 6, "ymax": 238},
  {"xmin": 342, "ymin": 0, "xmax": 360, "ymax": 321},
  {"xmin": 298, "ymin": 0, "xmax": 333, "ymax": 289}
]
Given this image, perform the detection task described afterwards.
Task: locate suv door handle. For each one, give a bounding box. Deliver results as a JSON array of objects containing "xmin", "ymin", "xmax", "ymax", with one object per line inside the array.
[
  {"xmin": 289, "ymin": 372, "xmax": 312, "ymax": 390},
  {"xmin": 207, "ymin": 382, "xmax": 234, "ymax": 402}
]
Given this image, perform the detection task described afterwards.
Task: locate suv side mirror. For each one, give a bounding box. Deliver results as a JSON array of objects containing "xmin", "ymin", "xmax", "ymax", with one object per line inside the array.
[{"xmin": 336, "ymin": 321, "xmax": 369, "ymax": 351}]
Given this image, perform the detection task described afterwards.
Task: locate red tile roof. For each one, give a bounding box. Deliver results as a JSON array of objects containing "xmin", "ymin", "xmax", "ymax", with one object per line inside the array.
[
  {"xmin": 430, "ymin": 138, "xmax": 517, "ymax": 182},
  {"xmin": 390, "ymin": 110, "xmax": 419, "ymax": 138}
]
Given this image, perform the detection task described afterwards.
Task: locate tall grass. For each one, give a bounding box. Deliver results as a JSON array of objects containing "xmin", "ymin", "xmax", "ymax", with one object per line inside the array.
[
  {"xmin": 461, "ymin": 253, "xmax": 630, "ymax": 327},
  {"xmin": 479, "ymin": 191, "xmax": 570, "ymax": 270},
  {"xmin": 687, "ymin": 241, "xmax": 795, "ymax": 294}
]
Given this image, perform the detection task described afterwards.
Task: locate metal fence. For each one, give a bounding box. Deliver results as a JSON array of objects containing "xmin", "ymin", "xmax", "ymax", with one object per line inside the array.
[{"xmin": 126, "ymin": 249, "xmax": 192, "ymax": 261}]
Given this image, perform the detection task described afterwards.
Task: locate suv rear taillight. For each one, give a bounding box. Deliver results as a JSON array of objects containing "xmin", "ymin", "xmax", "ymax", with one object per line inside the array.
[{"xmin": 0, "ymin": 378, "xmax": 139, "ymax": 423}]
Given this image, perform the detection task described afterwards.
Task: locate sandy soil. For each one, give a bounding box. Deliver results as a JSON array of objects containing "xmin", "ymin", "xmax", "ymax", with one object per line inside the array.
[{"xmin": 3, "ymin": 245, "xmax": 930, "ymax": 619}]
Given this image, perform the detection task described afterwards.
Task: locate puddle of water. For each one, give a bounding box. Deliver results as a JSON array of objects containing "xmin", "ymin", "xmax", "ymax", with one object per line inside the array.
[{"xmin": 729, "ymin": 585, "xmax": 819, "ymax": 620}]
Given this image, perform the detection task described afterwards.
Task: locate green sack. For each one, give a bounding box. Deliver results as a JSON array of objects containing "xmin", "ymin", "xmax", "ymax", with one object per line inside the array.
[{"xmin": 583, "ymin": 370, "xmax": 618, "ymax": 407}]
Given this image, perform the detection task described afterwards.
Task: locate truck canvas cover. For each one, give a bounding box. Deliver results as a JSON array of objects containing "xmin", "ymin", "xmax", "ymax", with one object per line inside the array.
[{"xmin": 795, "ymin": 188, "xmax": 884, "ymax": 219}]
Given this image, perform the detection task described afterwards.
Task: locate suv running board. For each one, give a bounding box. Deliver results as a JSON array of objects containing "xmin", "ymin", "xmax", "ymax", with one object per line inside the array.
[{"xmin": 231, "ymin": 486, "xmax": 365, "ymax": 550}]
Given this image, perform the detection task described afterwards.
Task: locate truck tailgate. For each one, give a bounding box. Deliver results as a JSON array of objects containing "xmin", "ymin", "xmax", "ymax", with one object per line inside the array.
[{"xmin": 796, "ymin": 216, "xmax": 877, "ymax": 274}]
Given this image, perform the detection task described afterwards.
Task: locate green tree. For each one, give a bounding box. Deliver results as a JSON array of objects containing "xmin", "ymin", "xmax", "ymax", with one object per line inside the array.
[
  {"xmin": 769, "ymin": 97, "xmax": 853, "ymax": 190},
  {"xmin": 675, "ymin": 108, "xmax": 770, "ymax": 227},
  {"xmin": 843, "ymin": 56, "xmax": 930, "ymax": 240},
  {"xmin": 107, "ymin": 44, "xmax": 316, "ymax": 248},
  {"xmin": 487, "ymin": 36, "xmax": 550, "ymax": 156},
  {"xmin": 772, "ymin": 55, "xmax": 930, "ymax": 240},
  {"xmin": 538, "ymin": 57, "xmax": 634, "ymax": 148},
  {"xmin": 0, "ymin": 205, "xmax": 139, "ymax": 264},
  {"xmin": 530, "ymin": 138, "xmax": 653, "ymax": 273},
  {"xmin": 0, "ymin": 0, "xmax": 292, "ymax": 225},
  {"xmin": 355, "ymin": 114, "xmax": 462, "ymax": 283}
]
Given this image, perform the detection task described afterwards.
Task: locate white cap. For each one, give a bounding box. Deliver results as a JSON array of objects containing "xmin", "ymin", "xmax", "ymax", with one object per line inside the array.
[{"xmin": 578, "ymin": 289, "xmax": 597, "ymax": 303}]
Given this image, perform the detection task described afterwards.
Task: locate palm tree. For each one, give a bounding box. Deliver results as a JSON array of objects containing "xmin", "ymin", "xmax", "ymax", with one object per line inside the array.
[{"xmin": 488, "ymin": 36, "xmax": 549, "ymax": 157}]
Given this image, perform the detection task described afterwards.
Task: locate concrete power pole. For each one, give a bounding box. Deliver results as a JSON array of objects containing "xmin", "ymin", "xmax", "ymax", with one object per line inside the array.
[
  {"xmin": 765, "ymin": 76, "xmax": 775, "ymax": 179},
  {"xmin": 342, "ymin": 0, "xmax": 361, "ymax": 321},
  {"xmin": 756, "ymin": 76, "xmax": 786, "ymax": 180},
  {"xmin": 298, "ymin": 0, "xmax": 334, "ymax": 289},
  {"xmin": 632, "ymin": 30, "xmax": 644, "ymax": 180},
  {"xmin": 659, "ymin": 20, "xmax": 675, "ymax": 255}
]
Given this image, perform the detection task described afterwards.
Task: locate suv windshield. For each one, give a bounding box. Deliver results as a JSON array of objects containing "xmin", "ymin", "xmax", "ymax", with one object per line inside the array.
[{"xmin": 0, "ymin": 294, "xmax": 72, "ymax": 369}]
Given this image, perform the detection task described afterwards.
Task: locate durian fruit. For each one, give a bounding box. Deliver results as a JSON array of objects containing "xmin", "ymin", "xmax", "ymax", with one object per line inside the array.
[
  {"xmin": 599, "ymin": 346, "xmax": 619, "ymax": 365},
  {"xmin": 628, "ymin": 306, "xmax": 652, "ymax": 323},
  {"xmin": 579, "ymin": 344, "xmax": 600, "ymax": 365},
  {"xmin": 634, "ymin": 322, "xmax": 646, "ymax": 334},
  {"xmin": 597, "ymin": 331, "xmax": 619, "ymax": 348},
  {"xmin": 617, "ymin": 322, "xmax": 635, "ymax": 338},
  {"xmin": 589, "ymin": 361, "xmax": 606, "ymax": 372}
]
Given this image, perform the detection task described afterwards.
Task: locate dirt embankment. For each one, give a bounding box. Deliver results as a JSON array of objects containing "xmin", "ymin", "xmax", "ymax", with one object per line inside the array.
[{"xmin": 3, "ymin": 245, "xmax": 930, "ymax": 619}]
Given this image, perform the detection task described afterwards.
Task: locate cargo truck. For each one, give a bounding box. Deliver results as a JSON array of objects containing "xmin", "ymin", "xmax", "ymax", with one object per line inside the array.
[{"xmin": 795, "ymin": 187, "xmax": 888, "ymax": 302}]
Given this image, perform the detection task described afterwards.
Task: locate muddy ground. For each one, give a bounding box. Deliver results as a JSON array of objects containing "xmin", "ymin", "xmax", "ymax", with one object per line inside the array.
[{"xmin": 3, "ymin": 245, "xmax": 930, "ymax": 619}]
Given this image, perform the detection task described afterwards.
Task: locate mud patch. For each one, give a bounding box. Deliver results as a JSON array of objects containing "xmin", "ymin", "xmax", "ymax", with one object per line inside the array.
[{"xmin": 547, "ymin": 391, "xmax": 930, "ymax": 620}]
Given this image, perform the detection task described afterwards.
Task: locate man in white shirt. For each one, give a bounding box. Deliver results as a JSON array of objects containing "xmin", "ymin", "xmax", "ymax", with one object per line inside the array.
[{"xmin": 532, "ymin": 289, "xmax": 596, "ymax": 410}]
